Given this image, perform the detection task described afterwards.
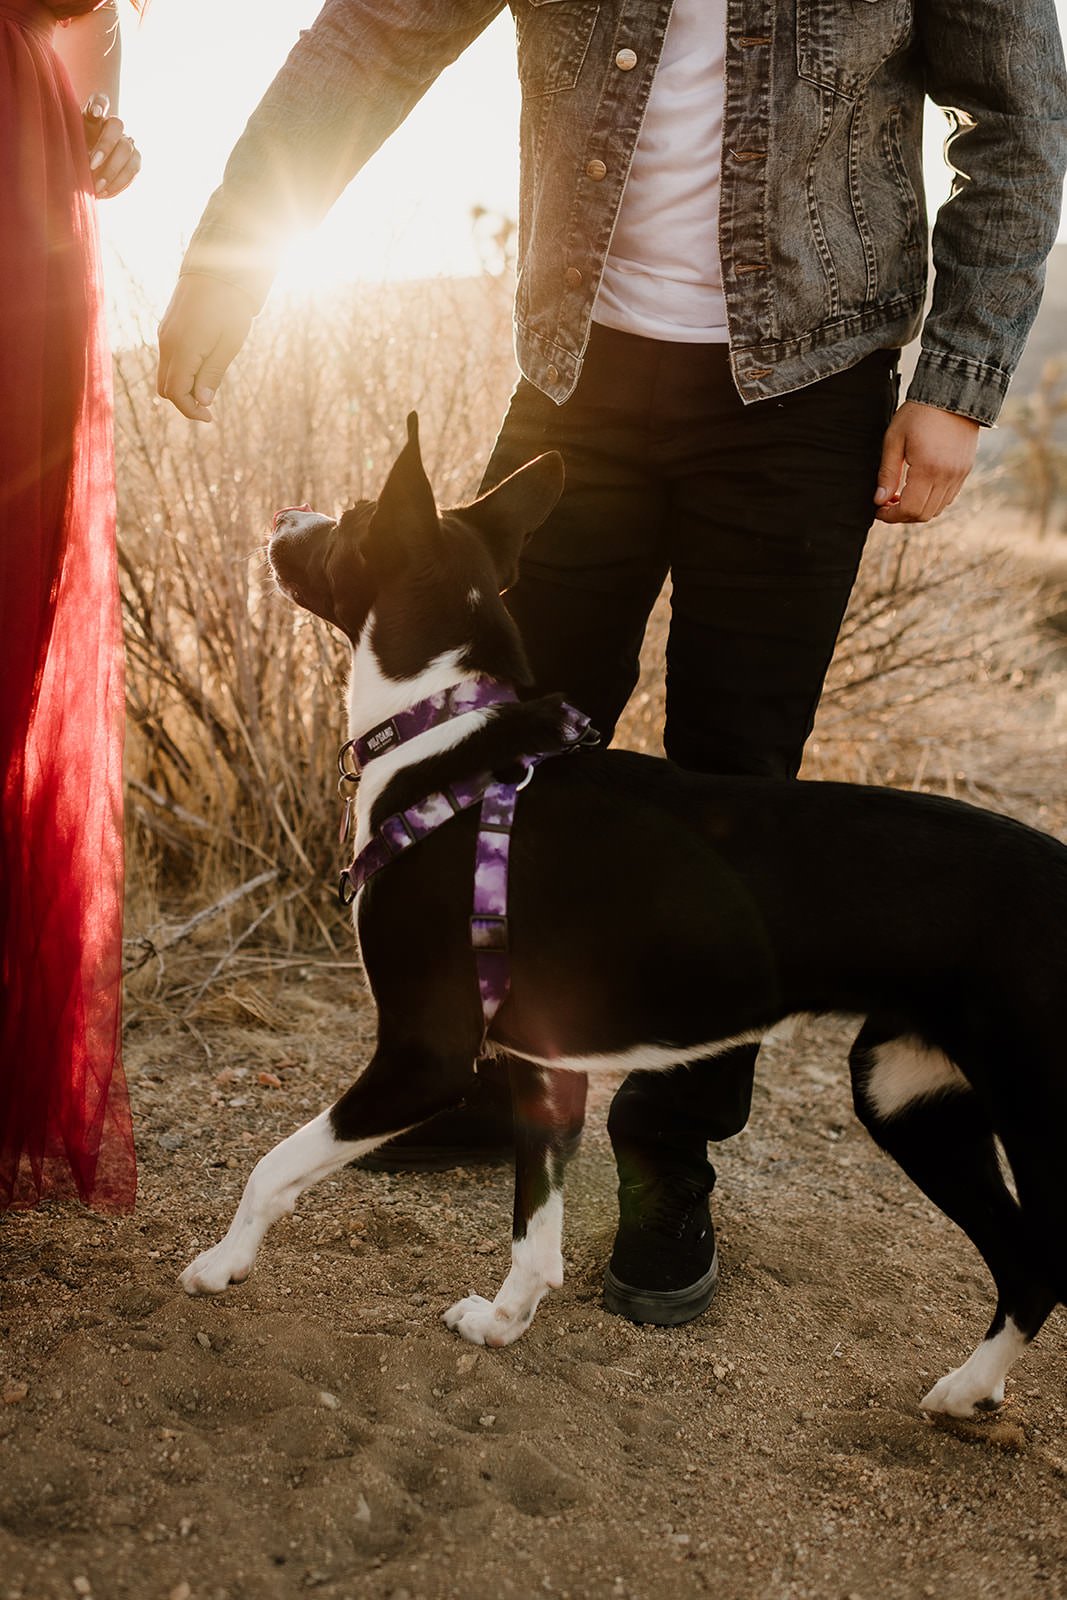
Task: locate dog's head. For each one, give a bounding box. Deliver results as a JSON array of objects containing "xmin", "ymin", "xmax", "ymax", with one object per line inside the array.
[{"xmin": 268, "ymin": 413, "xmax": 563, "ymax": 684}]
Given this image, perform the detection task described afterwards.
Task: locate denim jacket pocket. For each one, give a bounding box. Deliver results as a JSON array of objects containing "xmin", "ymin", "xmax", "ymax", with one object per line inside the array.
[
  {"xmin": 514, "ymin": 0, "xmax": 600, "ymax": 96},
  {"xmin": 796, "ymin": 0, "xmax": 913, "ymax": 99}
]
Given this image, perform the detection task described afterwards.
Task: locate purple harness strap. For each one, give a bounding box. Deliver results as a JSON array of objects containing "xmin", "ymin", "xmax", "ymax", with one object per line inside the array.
[{"xmin": 337, "ymin": 686, "xmax": 595, "ymax": 1040}]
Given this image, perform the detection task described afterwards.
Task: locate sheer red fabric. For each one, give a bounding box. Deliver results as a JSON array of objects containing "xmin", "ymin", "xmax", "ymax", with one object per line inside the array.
[{"xmin": 0, "ymin": 1, "xmax": 136, "ymax": 1210}]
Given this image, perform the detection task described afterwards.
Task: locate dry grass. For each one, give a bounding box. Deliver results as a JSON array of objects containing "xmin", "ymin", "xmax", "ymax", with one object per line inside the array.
[
  {"xmin": 114, "ymin": 275, "xmax": 1067, "ymax": 1010},
  {"xmin": 115, "ymin": 276, "xmax": 515, "ymax": 1009}
]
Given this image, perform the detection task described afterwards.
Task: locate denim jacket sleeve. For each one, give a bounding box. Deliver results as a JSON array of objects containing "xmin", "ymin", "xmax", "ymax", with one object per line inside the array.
[
  {"xmin": 180, "ymin": 0, "xmax": 505, "ymax": 310},
  {"xmin": 907, "ymin": 0, "xmax": 1067, "ymax": 425}
]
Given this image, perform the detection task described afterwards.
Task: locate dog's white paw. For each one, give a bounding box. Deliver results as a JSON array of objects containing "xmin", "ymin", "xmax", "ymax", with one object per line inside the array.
[
  {"xmin": 443, "ymin": 1294, "xmax": 494, "ymax": 1345},
  {"xmin": 180, "ymin": 1240, "xmax": 255, "ymax": 1296},
  {"xmin": 443, "ymin": 1294, "xmax": 532, "ymax": 1348},
  {"xmin": 919, "ymin": 1368, "xmax": 1006, "ymax": 1420}
]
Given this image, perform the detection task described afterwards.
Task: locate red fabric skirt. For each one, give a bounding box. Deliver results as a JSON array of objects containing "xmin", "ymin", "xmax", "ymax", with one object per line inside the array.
[{"xmin": 0, "ymin": 2, "xmax": 136, "ymax": 1210}]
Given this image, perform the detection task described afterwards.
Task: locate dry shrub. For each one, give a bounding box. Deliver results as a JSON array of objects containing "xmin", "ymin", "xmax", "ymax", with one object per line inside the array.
[
  {"xmin": 619, "ymin": 513, "xmax": 1064, "ymax": 831},
  {"xmin": 116, "ymin": 276, "xmax": 515, "ymax": 1005},
  {"xmin": 116, "ymin": 284, "xmax": 1065, "ymax": 1006}
]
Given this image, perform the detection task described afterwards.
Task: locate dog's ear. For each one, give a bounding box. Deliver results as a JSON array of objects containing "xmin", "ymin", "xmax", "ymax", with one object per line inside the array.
[
  {"xmin": 364, "ymin": 413, "xmax": 440, "ymax": 572},
  {"xmin": 460, "ymin": 452, "xmax": 565, "ymax": 589}
]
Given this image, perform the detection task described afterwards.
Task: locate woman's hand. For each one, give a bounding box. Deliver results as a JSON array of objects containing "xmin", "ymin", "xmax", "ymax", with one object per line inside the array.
[{"xmin": 83, "ymin": 94, "xmax": 141, "ymax": 199}]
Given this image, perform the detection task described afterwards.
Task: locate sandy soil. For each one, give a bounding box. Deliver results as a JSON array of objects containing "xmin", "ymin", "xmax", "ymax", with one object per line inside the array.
[
  {"xmin": 4, "ymin": 555, "xmax": 1067, "ymax": 1600},
  {"xmin": 2, "ymin": 983, "xmax": 1066, "ymax": 1600}
]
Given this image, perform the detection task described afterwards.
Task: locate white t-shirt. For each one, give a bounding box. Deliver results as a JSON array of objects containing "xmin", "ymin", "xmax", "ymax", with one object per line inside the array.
[{"xmin": 593, "ymin": 0, "xmax": 728, "ymax": 343}]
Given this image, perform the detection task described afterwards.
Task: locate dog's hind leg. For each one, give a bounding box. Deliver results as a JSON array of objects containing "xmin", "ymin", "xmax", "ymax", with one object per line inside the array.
[
  {"xmin": 181, "ymin": 1041, "xmax": 473, "ymax": 1295},
  {"xmin": 849, "ymin": 1019, "xmax": 1055, "ymax": 1418},
  {"xmin": 444, "ymin": 1064, "xmax": 587, "ymax": 1347}
]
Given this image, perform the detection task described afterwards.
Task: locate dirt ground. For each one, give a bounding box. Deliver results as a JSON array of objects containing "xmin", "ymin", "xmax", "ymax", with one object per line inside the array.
[
  {"xmin": 4, "ymin": 538, "xmax": 1067, "ymax": 1600},
  {"xmin": 2, "ymin": 985, "xmax": 1066, "ymax": 1600}
]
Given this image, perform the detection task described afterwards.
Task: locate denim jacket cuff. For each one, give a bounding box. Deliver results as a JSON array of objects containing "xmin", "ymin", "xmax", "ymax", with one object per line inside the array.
[
  {"xmin": 905, "ymin": 350, "xmax": 1011, "ymax": 428},
  {"xmin": 180, "ymin": 221, "xmax": 277, "ymax": 317}
]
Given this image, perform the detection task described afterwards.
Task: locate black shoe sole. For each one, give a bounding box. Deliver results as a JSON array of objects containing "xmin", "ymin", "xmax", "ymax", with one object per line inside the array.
[
  {"xmin": 351, "ymin": 1142, "xmax": 514, "ymax": 1173},
  {"xmin": 602, "ymin": 1248, "xmax": 719, "ymax": 1327}
]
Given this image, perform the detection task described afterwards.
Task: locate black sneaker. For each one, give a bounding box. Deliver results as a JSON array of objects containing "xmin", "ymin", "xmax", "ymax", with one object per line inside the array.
[
  {"xmin": 603, "ymin": 1162, "xmax": 719, "ymax": 1326},
  {"xmin": 353, "ymin": 1068, "xmax": 514, "ymax": 1172}
]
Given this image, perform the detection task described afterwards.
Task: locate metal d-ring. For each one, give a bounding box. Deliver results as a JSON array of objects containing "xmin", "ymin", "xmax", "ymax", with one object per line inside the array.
[{"xmin": 337, "ymin": 739, "xmax": 361, "ymax": 781}]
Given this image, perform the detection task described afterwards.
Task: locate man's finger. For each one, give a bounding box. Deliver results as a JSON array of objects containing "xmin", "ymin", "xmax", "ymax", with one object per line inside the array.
[
  {"xmin": 875, "ymin": 470, "xmax": 937, "ymax": 524},
  {"xmin": 160, "ymin": 324, "xmax": 246, "ymax": 422},
  {"xmin": 873, "ymin": 427, "xmax": 906, "ymax": 507},
  {"xmin": 157, "ymin": 277, "xmax": 258, "ymax": 421},
  {"xmin": 158, "ymin": 349, "xmax": 215, "ymax": 423},
  {"xmin": 192, "ymin": 324, "xmax": 247, "ymax": 410}
]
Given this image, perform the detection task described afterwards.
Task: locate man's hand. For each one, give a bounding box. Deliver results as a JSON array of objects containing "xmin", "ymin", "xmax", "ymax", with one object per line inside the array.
[
  {"xmin": 873, "ymin": 401, "xmax": 980, "ymax": 524},
  {"xmin": 157, "ymin": 275, "xmax": 258, "ymax": 423}
]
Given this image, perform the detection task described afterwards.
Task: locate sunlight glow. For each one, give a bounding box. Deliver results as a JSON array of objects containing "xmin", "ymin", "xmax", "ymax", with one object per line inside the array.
[{"xmin": 100, "ymin": 0, "xmax": 1067, "ymax": 339}]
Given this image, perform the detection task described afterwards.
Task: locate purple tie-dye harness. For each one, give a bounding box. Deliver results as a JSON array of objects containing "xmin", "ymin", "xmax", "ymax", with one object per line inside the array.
[{"xmin": 336, "ymin": 677, "xmax": 597, "ymax": 1039}]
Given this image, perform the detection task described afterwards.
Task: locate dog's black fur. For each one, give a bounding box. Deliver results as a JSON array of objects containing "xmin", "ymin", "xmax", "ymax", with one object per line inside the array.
[{"xmin": 184, "ymin": 415, "xmax": 1066, "ymax": 1418}]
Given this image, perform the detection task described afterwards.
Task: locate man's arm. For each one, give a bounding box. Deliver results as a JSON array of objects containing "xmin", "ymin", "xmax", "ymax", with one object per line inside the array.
[
  {"xmin": 874, "ymin": 0, "xmax": 1067, "ymax": 525},
  {"xmin": 159, "ymin": 0, "xmax": 504, "ymax": 421}
]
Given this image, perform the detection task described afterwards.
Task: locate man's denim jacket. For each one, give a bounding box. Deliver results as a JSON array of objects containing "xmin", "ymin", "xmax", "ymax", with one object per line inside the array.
[{"xmin": 182, "ymin": 1, "xmax": 1067, "ymax": 425}]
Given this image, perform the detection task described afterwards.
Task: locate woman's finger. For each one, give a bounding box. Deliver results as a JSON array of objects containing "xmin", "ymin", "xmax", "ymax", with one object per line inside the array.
[
  {"xmin": 88, "ymin": 116, "xmax": 128, "ymax": 174},
  {"xmin": 93, "ymin": 133, "xmax": 141, "ymax": 197},
  {"xmin": 82, "ymin": 93, "xmax": 110, "ymax": 144},
  {"xmin": 96, "ymin": 146, "xmax": 141, "ymax": 198}
]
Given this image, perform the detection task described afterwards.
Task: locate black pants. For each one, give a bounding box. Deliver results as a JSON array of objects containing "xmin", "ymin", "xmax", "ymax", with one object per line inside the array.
[{"xmin": 481, "ymin": 326, "xmax": 900, "ymax": 1165}]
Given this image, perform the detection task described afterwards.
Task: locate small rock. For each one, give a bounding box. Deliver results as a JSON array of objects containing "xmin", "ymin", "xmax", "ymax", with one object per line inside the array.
[
  {"xmin": 257, "ymin": 1071, "xmax": 282, "ymax": 1088},
  {"xmin": 178, "ymin": 1518, "xmax": 194, "ymax": 1537},
  {"xmin": 2, "ymin": 1382, "xmax": 28, "ymax": 1406},
  {"xmin": 195, "ymin": 1332, "xmax": 212, "ymax": 1350},
  {"xmin": 170, "ymin": 1585, "xmax": 192, "ymax": 1600},
  {"xmin": 318, "ymin": 1390, "xmax": 341, "ymax": 1410},
  {"xmin": 456, "ymin": 1351, "xmax": 478, "ymax": 1375},
  {"xmin": 72, "ymin": 1581, "xmax": 92, "ymax": 1598},
  {"xmin": 712, "ymin": 1363, "xmax": 728, "ymax": 1380},
  {"xmin": 157, "ymin": 1132, "xmax": 184, "ymax": 1152},
  {"xmin": 473, "ymin": 1239, "xmax": 495, "ymax": 1255},
  {"xmin": 354, "ymin": 1493, "xmax": 371, "ymax": 1523},
  {"xmin": 479, "ymin": 1413, "xmax": 496, "ymax": 1428}
]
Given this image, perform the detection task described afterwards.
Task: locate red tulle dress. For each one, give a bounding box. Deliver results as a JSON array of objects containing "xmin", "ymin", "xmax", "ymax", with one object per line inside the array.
[{"xmin": 0, "ymin": 0, "xmax": 136, "ymax": 1210}]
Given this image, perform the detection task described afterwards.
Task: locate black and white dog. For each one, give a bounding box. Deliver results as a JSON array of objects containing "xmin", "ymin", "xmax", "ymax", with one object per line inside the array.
[{"xmin": 182, "ymin": 416, "xmax": 1066, "ymax": 1420}]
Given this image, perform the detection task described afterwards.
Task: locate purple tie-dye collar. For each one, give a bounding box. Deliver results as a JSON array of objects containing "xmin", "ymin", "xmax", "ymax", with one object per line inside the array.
[
  {"xmin": 337, "ymin": 693, "xmax": 596, "ymax": 1041},
  {"xmin": 339, "ymin": 675, "xmax": 519, "ymax": 776}
]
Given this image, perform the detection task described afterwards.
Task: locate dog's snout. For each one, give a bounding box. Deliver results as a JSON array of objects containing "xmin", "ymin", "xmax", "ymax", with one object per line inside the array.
[{"xmin": 273, "ymin": 503, "xmax": 313, "ymax": 531}]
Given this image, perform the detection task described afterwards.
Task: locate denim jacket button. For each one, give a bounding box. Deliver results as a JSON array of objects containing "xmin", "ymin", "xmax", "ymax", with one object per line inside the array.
[
  {"xmin": 615, "ymin": 48, "xmax": 637, "ymax": 70},
  {"xmin": 563, "ymin": 266, "xmax": 583, "ymax": 289},
  {"xmin": 546, "ymin": 364, "xmax": 560, "ymax": 384},
  {"xmin": 585, "ymin": 159, "xmax": 607, "ymax": 181}
]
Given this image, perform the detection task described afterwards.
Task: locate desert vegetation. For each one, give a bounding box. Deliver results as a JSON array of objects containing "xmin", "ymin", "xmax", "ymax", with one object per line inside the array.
[{"xmin": 113, "ymin": 271, "xmax": 1066, "ymax": 1017}]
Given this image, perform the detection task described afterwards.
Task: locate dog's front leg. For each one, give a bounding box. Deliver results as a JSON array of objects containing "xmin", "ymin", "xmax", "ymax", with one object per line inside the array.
[
  {"xmin": 445, "ymin": 1064, "xmax": 587, "ymax": 1347},
  {"xmin": 181, "ymin": 1042, "xmax": 472, "ymax": 1295}
]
